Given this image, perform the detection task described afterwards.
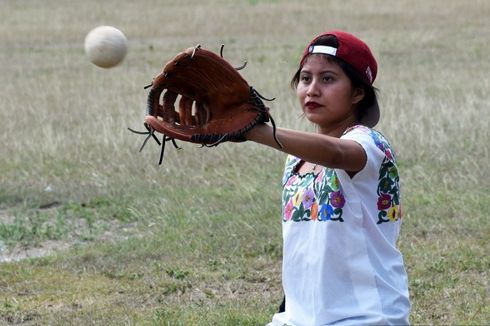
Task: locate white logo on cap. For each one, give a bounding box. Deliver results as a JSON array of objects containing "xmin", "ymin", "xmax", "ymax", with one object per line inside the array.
[{"xmin": 366, "ymin": 66, "xmax": 373, "ymax": 83}]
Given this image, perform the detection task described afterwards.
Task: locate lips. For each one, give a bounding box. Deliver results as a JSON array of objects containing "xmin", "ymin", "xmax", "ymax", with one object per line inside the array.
[{"xmin": 305, "ymin": 101, "xmax": 322, "ymax": 110}]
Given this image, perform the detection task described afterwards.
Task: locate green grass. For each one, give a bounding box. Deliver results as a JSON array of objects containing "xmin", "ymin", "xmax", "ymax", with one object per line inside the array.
[{"xmin": 1, "ymin": 0, "xmax": 489, "ymax": 324}]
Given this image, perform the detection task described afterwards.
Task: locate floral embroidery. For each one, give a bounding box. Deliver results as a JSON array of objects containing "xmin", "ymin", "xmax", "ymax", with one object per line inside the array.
[
  {"xmin": 368, "ymin": 128, "xmax": 402, "ymax": 224},
  {"xmin": 302, "ymin": 189, "xmax": 315, "ymax": 210},
  {"xmin": 311, "ymin": 202, "xmax": 319, "ymax": 220},
  {"xmin": 379, "ymin": 177, "xmax": 394, "ymax": 193},
  {"xmin": 387, "ymin": 205, "xmax": 399, "ymax": 221},
  {"xmin": 377, "ymin": 194, "xmax": 392, "ymax": 210},
  {"xmin": 318, "ymin": 203, "xmax": 333, "ymax": 221},
  {"xmin": 281, "ymin": 126, "xmax": 401, "ymax": 225},
  {"xmin": 282, "ymin": 157, "xmax": 345, "ymax": 223},
  {"xmin": 292, "ymin": 189, "xmax": 304, "ymax": 207},
  {"xmin": 330, "ymin": 191, "xmax": 345, "ymax": 208},
  {"xmin": 284, "ymin": 199, "xmax": 294, "ymax": 221},
  {"xmin": 376, "ymin": 157, "xmax": 401, "ymax": 224}
]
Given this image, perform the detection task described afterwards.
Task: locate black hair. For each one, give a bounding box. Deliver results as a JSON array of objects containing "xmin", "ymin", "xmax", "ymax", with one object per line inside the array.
[{"xmin": 291, "ymin": 35, "xmax": 378, "ymax": 123}]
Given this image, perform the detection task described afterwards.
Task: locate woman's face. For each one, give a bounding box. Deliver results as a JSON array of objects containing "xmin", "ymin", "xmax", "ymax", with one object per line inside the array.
[{"xmin": 296, "ymin": 54, "xmax": 363, "ymax": 133}]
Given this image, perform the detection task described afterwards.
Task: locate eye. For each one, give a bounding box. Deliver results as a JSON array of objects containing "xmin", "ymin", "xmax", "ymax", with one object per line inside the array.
[
  {"xmin": 299, "ymin": 74, "xmax": 311, "ymax": 83},
  {"xmin": 322, "ymin": 75, "xmax": 334, "ymax": 82}
]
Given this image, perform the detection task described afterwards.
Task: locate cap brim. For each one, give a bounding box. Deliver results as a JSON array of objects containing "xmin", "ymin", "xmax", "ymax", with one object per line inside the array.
[{"xmin": 359, "ymin": 98, "xmax": 380, "ymax": 128}]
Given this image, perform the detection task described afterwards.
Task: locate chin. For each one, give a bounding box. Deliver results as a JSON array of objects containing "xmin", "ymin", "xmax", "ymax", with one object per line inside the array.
[{"xmin": 304, "ymin": 114, "xmax": 324, "ymax": 126}]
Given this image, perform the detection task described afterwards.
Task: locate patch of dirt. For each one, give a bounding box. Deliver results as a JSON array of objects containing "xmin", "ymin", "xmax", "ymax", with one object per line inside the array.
[
  {"xmin": 0, "ymin": 240, "xmax": 72, "ymax": 263},
  {"xmin": 0, "ymin": 208, "xmax": 147, "ymax": 263},
  {"xmin": 0, "ymin": 209, "xmax": 15, "ymax": 224}
]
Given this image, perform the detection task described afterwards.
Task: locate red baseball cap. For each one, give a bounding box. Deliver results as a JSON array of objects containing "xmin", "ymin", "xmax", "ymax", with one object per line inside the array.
[{"xmin": 301, "ymin": 30, "xmax": 380, "ymax": 127}]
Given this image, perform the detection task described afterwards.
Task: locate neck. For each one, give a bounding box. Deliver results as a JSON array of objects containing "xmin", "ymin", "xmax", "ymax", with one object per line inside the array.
[{"xmin": 318, "ymin": 117, "xmax": 357, "ymax": 137}]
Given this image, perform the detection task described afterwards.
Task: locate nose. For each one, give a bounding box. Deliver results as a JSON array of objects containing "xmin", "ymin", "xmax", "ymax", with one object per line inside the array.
[{"xmin": 306, "ymin": 78, "xmax": 320, "ymax": 97}]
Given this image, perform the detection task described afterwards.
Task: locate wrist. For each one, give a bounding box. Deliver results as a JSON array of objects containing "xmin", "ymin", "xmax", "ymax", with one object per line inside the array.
[{"xmin": 245, "ymin": 124, "xmax": 267, "ymax": 141}]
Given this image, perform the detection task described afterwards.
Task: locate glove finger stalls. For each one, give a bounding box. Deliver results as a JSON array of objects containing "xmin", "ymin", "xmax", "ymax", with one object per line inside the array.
[
  {"xmin": 179, "ymin": 96, "xmax": 194, "ymax": 127},
  {"xmin": 195, "ymin": 101, "xmax": 208, "ymax": 127},
  {"xmin": 162, "ymin": 90, "xmax": 179, "ymax": 124},
  {"xmin": 156, "ymin": 104, "xmax": 165, "ymax": 117}
]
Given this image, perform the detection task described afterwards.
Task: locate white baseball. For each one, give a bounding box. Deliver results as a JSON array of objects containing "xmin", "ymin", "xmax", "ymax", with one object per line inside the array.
[{"xmin": 84, "ymin": 26, "xmax": 128, "ymax": 68}]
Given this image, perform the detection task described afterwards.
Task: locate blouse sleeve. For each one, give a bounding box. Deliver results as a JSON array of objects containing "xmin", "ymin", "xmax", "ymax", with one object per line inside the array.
[{"xmin": 340, "ymin": 126, "xmax": 397, "ymax": 181}]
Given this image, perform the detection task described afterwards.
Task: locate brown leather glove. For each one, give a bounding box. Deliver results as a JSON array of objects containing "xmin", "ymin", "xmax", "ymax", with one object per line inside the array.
[{"xmin": 130, "ymin": 44, "xmax": 280, "ymax": 164}]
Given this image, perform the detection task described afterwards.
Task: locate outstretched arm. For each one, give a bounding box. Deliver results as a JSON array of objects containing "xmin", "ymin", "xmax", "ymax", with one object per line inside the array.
[{"xmin": 246, "ymin": 124, "xmax": 367, "ymax": 173}]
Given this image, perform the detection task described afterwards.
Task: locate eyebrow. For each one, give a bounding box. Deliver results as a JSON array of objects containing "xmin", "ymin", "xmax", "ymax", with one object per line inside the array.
[{"xmin": 300, "ymin": 69, "xmax": 339, "ymax": 75}]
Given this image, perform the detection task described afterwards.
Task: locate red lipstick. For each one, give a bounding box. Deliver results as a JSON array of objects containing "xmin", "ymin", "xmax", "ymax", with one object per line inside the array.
[{"xmin": 305, "ymin": 101, "xmax": 322, "ymax": 110}]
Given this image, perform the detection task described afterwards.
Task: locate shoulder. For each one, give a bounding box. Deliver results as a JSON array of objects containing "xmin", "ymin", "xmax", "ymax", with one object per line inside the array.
[
  {"xmin": 336, "ymin": 126, "xmax": 403, "ymax": 223},
  {"xmin": 341, "ymin": 125, "xmax": 397, "ymax": 163}
]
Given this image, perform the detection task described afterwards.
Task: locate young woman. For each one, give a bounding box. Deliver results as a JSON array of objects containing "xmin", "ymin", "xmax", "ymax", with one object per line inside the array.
[{"xmin": 246, "ymin": 30, "xmax": 411, "ymax": 325}]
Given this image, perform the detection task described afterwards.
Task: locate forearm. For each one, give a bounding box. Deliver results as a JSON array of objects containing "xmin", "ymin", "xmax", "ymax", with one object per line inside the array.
[{"xmin": 246, "ymin": 124, "xmax": 366, "ymax": 171}]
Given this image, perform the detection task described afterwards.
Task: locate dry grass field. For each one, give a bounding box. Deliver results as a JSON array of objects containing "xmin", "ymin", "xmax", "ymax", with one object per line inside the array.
[{"xmin": 0, "ymin": 0, "xmax": 488, "ymax": 325}]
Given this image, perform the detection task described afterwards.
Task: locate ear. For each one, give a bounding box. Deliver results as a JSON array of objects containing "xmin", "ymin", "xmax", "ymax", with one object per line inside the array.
[{"xmin": 352, "ymin": 87, "xmax": 365, "ymax": 105}]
